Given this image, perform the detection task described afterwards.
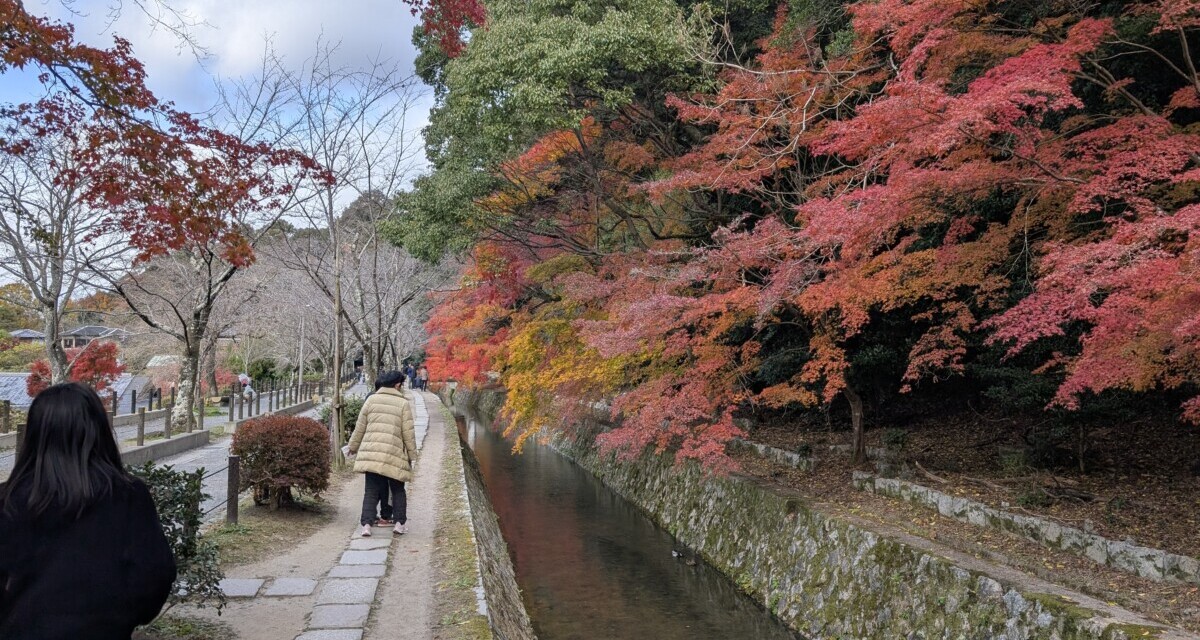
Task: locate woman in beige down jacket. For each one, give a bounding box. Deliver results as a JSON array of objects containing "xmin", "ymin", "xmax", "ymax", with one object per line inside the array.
[{"xmin": 348, "ymin": 370, "xmax": 417, "ymax": 537}]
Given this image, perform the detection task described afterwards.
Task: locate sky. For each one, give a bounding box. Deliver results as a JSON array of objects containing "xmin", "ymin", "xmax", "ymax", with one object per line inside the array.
[{"xmin": 1, "ymin": 0, "xmax": 434, "ymax": 169}]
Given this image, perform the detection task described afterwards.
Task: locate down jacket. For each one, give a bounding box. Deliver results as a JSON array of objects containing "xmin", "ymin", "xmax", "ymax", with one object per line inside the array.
[{"xmin": 348, "ymin": 387, "xmax": 417, "ymax": 482}]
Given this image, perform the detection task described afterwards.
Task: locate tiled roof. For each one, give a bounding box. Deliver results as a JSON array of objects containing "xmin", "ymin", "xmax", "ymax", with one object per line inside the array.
[
  {"xmin": 0, "ymin": 373, "xmax": 135, "ymax": 409},
  {"xmin": 9, "ymin": 329, "xmax": 44, "ymax": 339},
  {"xmin": 145, "ymin": 355, "xmax": 181, "ymax": 368},
  {"xmin": 0, "ymin": 373, "xmax": 33, "ymax": 407},
  {"xmin": 62, "ymin": 326, "xmax": 128, "ymax": 338}
]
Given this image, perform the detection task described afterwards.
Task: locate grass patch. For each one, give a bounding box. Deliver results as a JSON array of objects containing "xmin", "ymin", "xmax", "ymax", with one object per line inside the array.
[
  {"xmin": 134, "ymin": 614, "xmax": 233, "ymax": 640},
  {"xmin": 206, "ymin": 493, "xmax": 337, "ymax": 569},
  {"xmin": 125, "ymin": 431, "xmax": 169, "ymax": 446},
  {"xmin": 431, "ymin": 404, "xmax": 491, "ymax": 640}
]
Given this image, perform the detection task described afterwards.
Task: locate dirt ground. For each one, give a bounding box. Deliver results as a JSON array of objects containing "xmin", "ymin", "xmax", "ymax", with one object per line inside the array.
[
  {"xmin": 737, "ymin": 407, "xmax": 1200, "ymax": 633},
  {"xmin": 176, "ymin": 471, "xmax": 362, "ymax": 640}
]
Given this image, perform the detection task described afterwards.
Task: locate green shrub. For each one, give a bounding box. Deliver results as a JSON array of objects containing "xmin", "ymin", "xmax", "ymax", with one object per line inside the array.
[
  {"xmin": 882, "ymin": 428, "xmax": 908, "ymax": 451},
  {"xmin": 0, "ymin": 342, "xmax": 43, "ymax": 372},
  {"xmin": 129, "ymin": 462, "xmax": 225, "ymax": 612},
  {"xmin": 232, "ymin": 414, "xmax": 331, "ymax": 509},
  {"xmin": 320, "ymin": 395, "xmax": 365, "ymax": 445}
]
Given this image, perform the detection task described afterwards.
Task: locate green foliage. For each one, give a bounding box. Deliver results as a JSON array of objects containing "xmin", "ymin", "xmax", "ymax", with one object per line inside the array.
[
  {"xmin": 321, "ymin": 395, "xmax": 365, "ymax": 445},
  {"xmin": 391, "ymin": 0, "xmax": 710, "ymax": 260},
  {"xmin": 386, "ymin": 167, "xmax": 493, "ymax": 261},
  {"xmin": 0, "ymin": 342, "xmax": 43, "ymax": 372},
  {"xmin": 997, "ymin": 449, "xmax": 1029, "ymax": 476},
  {"xmin": 247, "ymin": 358, "xmax": 280, "ymax": 382},
  {"xmin": 881, "ymin": 428, "xmax": 908, "ymax": 451},
  {"xmin": 231, "ymin": 415, "xmax": 331, "ymax": 509},
  {"xmin": 129, "ymin": 462, "xmax": 225, "ymax": 612}
]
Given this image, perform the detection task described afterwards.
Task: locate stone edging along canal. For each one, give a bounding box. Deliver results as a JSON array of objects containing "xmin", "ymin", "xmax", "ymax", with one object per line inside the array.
[{"xmin": 448, "ymin": 386, "xmax": 1196, "ymax": 640}]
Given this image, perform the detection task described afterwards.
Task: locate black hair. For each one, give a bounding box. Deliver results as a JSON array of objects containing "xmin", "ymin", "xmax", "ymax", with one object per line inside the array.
[
  {"xmin": 0, "ymin": 383, "xmax": 133, "ymax": 519},
  {"xmin": 377, "ymin": 370, "xmax": 405, "ymax": 388}
]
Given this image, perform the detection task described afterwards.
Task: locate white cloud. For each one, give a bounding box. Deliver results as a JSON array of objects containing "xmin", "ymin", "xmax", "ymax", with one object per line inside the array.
[{"xmin": 20, "ymin": 1, "xmax": 428, "ymax": 122}]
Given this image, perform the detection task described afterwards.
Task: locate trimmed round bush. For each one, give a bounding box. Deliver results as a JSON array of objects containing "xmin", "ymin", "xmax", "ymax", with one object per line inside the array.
[{"xmin": 231, "ymin": 414, "xmax": 331, "ymax": 508}]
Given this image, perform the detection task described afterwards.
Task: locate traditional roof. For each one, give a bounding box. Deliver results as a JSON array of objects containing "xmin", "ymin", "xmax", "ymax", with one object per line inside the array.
[
  {"xmin": 62, "ymin": 325, "xmax": 128, "ymax": 339},
  {"xmin": 9, "ymin": 329, "xmax": 44, "ymax": 339},
  {"xmin": 0, "ymin": 373, "xmax": 135, "ymax": 409},
  {"xmin": 0, "ymin": 373, "xmax": 33, "ymax": 407},
  {"xmin": 145, "ymin": 355, "xmax": 181, "ymax": 368}
]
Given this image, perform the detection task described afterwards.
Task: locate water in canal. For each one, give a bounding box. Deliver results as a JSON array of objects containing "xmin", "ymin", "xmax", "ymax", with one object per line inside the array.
[{"xmin": 457, "ymin": 410, "xmax": 802, "ymax": 640}]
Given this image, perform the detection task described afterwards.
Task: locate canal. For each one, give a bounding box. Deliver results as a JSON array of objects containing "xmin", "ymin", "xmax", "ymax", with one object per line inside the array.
[{"xmin": 456, "ymin": 407, "xmax": 801, "ymax": 640}]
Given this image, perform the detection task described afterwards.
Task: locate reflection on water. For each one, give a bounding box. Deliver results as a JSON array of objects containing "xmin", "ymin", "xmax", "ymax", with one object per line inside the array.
[{"xmin": 458, "ymin": 413, "xmax": 802, "ymax": 640}]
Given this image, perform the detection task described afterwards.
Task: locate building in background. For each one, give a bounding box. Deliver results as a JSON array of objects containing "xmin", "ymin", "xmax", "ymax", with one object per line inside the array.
[
  {"xmin": 8, "ymin": 329, "xmax": 44, "ymax": 344},
  {"xmin": 60, "ymin": 325, "xmax": 128, "ymax": 349}
]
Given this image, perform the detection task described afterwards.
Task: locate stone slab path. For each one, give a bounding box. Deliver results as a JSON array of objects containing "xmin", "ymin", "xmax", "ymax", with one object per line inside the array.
[{"xmin": 207, "ymin": 388, "xmax": 446, "ymax": 640}]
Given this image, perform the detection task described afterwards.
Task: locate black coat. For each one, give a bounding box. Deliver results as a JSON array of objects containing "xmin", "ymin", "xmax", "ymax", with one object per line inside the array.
[{"xmin": 0, "ymin": 478, "xmax": 177, "ymax": 640}]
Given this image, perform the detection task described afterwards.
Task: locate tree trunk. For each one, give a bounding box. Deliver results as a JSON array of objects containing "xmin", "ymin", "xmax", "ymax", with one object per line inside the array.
[
  {"xmin": 361, "ymin": 338, "xmax": 378, "ymax": 387},
  {"xmin": 202, "ymin": 339, "xmax": 219, "ymax": 398},
  {"xmin": 173, "ymin": 338, "xmax": 202, "ymax": 433},
  {"xmin": 845, "ymin": 384, "xmax": 866, "ymax": 465},
  {"xmin": 42, "ymin": 309, "xmax": 70, "ymax": 384}
]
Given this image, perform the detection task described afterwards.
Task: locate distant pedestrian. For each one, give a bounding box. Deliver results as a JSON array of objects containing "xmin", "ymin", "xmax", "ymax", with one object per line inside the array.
[
  {"xmin": 0, "ymin": 383, "xmax": 176, "ymax": 640},
  {"xmin": 403, "ymin": 363, "xmax": 415, "ymax": 388},
  {"xmin": 238, "ymin": 372, "xmax": 256, "ymax": 400},
  {"xmin": 347, "ymin": 370, "xmax": 417, "ymax": 537},
  {"xmin": 417, "ymin": 365, "xmax": 429, "ymax": 391}
]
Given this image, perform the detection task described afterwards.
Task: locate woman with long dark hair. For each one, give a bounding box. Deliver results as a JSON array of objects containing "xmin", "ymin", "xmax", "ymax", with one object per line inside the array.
[{"xmin": 0, "ymin": 383, "xmax": 176, "ymax": 639}]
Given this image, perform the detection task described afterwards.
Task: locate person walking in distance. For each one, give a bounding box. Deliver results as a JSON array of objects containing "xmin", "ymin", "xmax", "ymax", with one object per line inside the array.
[
  {"xmin": 0, "ymin": 383, "xmax": 176, "ymax": 640},
  {"xmin": 347, "ymin": 370, "xmax": 417, "ymax": 537},
  {"xmin": 417, "ymin": 364, "xmax": 429, "ymax": 391}
]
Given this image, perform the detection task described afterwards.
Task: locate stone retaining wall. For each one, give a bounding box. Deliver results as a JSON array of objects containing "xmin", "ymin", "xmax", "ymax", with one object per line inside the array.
[
  {"xmin": 732, "ymin": 438, "xmax": 816, "ymax": 470},
  {"xmin": 120, "ymin": 429, "xmax": 211, "ymax": 466},
  {"xmin": 451, "ymin": 388, "xmax": 537, "ymax": 640},
  {"xmin": 556, "ymin": 431, "xmax": 1194, "ymax": 639},
  {"xmin": 854, "ymin": 472, "xmax": 1200, "ymax": 586},
  {"xmin": 229, "ymin": 399, "xmax": 317, "ymax": 431}
]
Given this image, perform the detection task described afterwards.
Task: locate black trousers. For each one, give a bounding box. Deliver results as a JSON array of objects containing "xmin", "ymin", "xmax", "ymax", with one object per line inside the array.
[{"xmin": 360, "ymin": 472, "xmax": 407, "ymax": 525}]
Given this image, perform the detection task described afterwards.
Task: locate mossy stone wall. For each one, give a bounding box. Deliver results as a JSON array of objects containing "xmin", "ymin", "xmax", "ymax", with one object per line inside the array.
[{"xmin": 457, "ymin": 388, "xmax": 1190, "ymax": 640}]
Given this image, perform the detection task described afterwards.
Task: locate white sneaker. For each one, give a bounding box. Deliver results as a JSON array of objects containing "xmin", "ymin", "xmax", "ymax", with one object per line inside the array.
[
  {"xmin": 393, "ymin": 523, "xmax": 407, "ymax": 535},
  {"xmin": 359, "ymin": 524, "xmax": 372, "ymax": 537}
]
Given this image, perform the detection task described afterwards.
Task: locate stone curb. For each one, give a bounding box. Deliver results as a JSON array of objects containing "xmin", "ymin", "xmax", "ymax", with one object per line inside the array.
[
  {"xmin": 120, "ymin": 429, "xmax": 210, "ymax": 466},
  {"xmin": 853, "ymin": 471, "xmax": 1200, "ymax": 585},
  {"xmin": 731, "ymin": 438, "xmax": 816, "ymax": 471}
]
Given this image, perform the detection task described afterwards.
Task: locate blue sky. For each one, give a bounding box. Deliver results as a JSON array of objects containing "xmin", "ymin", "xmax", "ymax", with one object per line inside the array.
[{"xmin": 1, "ymin": 0, "xmax": 434, "ymax": 164}]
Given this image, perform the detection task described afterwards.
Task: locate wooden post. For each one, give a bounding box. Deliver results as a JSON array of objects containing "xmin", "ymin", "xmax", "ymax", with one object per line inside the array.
[
  {"xmin": 196, "ymin": 398, "xmax": 204, "ymax": 433},
  {"xmin": 170, "ymin": 386, "xmax": 176, "ymax": 407},
  {"xmin": 228, "ymin": 394, "xmax": 235, "ymax": 423},
  {"xmin": 1, "ymin": 400, "xmax": 9, "ymax": 434},
  {"xmin": 256, "ymin": 385, "xmax": 262, "ymax": 414},
  {"xmin": 110, "ymin": 391, "xmax": 118, "ymax": 419},
  {"xmin": 137, "ymin": 408, "xmax": 146, "ymax": 446},
  {"xmin": 130, "ymin": 389, "xmax": 137, "ymax": 415},
  {"xmin": 163, "ymin": 404, "xmax": 173, "ymax": 439},
  {"xmin": 237, "ymin": 392, "xmax": 243, "ymax": 420},
  {"xmin": 158, "ymin": 388, "xmax": 164, "ymax": 411},
  {"xmin": 226, "ymin": 455, "xmax": 240, "ymax": 524}
]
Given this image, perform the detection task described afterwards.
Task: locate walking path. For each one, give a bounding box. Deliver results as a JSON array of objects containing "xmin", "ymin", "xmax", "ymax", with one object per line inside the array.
[
  {"xmin": 201, "ymin": 388, "xmax": 447, "ymax": 640},
  {"xmin": 0, "ymin": 387, "xmax": 308, "ymax": 477}
]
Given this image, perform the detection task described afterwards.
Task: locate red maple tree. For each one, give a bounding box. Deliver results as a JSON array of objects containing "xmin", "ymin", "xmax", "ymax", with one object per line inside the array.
[{"xmin": 27, "ymin": 341, "xmax": 126, "ymax": 397}]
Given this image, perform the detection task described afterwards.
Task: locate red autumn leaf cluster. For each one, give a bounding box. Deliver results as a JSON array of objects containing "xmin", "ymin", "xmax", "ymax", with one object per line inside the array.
[
  {"xmin": 423, "ymin": 0, "xmax": 1200, "ymax": 467},
  {"xmin": 1, "ymin": 1, "xmax": 330, "ymax": 267},
  {"xmin": 26, "ymin": 341, "xmax": 126, "ymax": 398}
]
